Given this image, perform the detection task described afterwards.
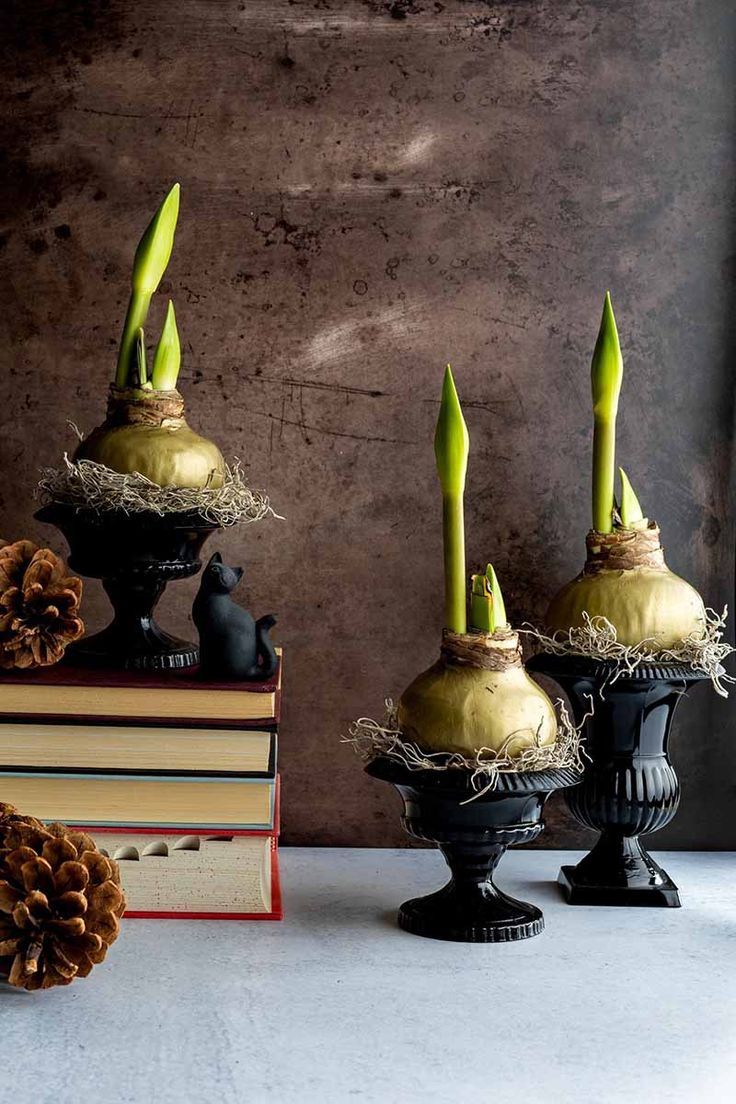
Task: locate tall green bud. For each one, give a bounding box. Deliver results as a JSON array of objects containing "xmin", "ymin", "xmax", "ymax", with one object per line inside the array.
[
  {"xmin": 591, "ymin": 291, "xmax": 624, "ymax": 533},
  {"xmin": 434, "ymin": 364, "xmax": 470, "ymax": 634},
  {"xmin": 116, "ymin": 183, "xmax": 181, "ymax": 387}
]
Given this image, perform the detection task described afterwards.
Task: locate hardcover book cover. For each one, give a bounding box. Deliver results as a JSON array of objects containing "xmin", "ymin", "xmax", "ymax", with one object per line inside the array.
[
  {"xmin": 0, "ymin": 771, "xmax": 277, "ymax": 829},
  {"xmin": 0, "ymin": 651, "xmax": 282, "ymax": 727},
  {"xmin": 0, "ymin": 724, "xmax": 276, "ymax": 777}
]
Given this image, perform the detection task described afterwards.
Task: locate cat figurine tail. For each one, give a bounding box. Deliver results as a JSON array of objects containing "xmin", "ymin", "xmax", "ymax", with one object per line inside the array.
[
  {"xmin": 253, "ymin": 614, "xmax": 278, "ymax": 680},
  {"xmin": 193, "ymin": 552, "xmax": 278, "ymax": 681}
]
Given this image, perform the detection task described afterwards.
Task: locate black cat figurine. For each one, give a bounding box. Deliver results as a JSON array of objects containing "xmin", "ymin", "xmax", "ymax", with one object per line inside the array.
[{"xmin": 193, "ymin": 552, "xmax": 278, "ymax": 681}]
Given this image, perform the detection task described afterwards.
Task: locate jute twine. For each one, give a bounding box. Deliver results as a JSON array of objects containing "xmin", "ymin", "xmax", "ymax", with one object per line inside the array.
[
  {"xmin": 105, "ymin": 386, "xmax": 185, "ymax": 428},
  {"xmin": 440, "ymin": 627, "xmax": 522, "ymax": 671},
  {"xmin": 584, "ymin": 523, "xmax": 664, "ymax": 574}
]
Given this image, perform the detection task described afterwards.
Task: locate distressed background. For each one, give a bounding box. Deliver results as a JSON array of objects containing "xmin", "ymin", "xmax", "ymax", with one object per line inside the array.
[{"xmin": 1, "ymin": 0, "xmax": 734, "ymax": 846}]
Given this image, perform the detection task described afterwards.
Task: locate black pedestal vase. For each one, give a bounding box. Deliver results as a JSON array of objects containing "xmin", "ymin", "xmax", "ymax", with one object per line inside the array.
[
  {"xmin": 36, "ymin": 504, "xmax": 220, "ymax": 670},
  {"xmin": 527, "ymin": 654, "xmax": 709, "ymax": 907},
  {"xmin": 366, "ymin": 757, "xmax": 578, "ymax": 942}
]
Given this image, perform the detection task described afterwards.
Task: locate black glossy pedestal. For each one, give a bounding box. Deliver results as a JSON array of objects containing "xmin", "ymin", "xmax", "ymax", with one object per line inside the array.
[
  {"xmin": 36, "ymin": 504, "xmax": 220, "ymax": 670},
  {"xmin": 528, "ymin": 654, "xmax": 709, "ymax": 907},
  {"xmin": 367, "ymin": 757, "xmax": 578, "ymax": 942}
]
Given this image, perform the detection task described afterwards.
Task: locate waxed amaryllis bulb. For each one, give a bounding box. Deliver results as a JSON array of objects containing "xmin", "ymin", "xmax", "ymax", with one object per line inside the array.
[
  {"xmin": 75, "ymin": 386, "xmax": 226, "ymax": 491},
  {"xmin": 398, "ymin": 629, "xmax": 558, "ymax": 757},
  {"xmin": 546, "ymin": 524, "xmax": 706, "ymax": 650}
]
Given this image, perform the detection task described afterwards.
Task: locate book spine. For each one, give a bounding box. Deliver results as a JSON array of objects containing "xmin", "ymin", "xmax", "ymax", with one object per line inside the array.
[{"xmin": 270, "ymin": 839, "xmax": 283, "ymax": 920}]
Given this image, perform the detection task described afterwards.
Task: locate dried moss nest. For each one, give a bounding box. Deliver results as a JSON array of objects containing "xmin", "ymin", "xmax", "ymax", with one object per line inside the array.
[
  {"xmin": 38, "ymin": 455, "xmax": 278, "ymax": 527},
  {"xmin": 345, "ymin": 697, "xmax": 587, "ymax": 801},
  {"xmin": 523, "ymin": 608, "xmax": 734, "ymax": 698}
]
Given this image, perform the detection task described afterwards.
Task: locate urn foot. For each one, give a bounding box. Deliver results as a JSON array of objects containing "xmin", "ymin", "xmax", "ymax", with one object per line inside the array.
[
  {"xmin": 558, "ymin": 833, "xmax": 680, "ymax": 907},
  {"xmin": 399, "ymin": 842, "xmax": 543, "ymax": 942},
  {"xmin": 68, "ymin": 620, "xmax": 198, "ymax": 671}
]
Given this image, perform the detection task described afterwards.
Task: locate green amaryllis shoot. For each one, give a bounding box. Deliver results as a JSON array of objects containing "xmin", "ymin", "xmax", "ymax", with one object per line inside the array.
[
  {"xmin": 591, "ymin": 291, "xmax": 623, "ymax": 534},
  {"xmin": 487, "ymin": 563, "xmax": 507, "ymax": 627},
  {"xmin": 470, "ymin": 563, "xmax": 508, "ymax": 634},
  {"xmin": 151, "ymin": 300, "xmax": 181, "ymax": 391},
  {"xmin": 545, "ymin": 294, "xmax": 707, "ymax": 651},
  {"xmin": 129, "ymin": 327, "xmax": 149, "ymax": 389},
  {"xmin": 619, "ymin": 467, "xmax": 645, "ymax": 528},
  {"xmin": 397, "ymin": 371, "xmax": 558, "ymax": 759},
  {"xmin": 434, "ymin": 364, "xmax": 469, "ymax": 634},
  {"xmin": 75, "ymin": 184, "xmax": 227, "ymax": 490},
  {"xmin": 470, "ymin": 573, "xmax": 492, "ymax": 632},
  {"xmin": 115, "ymin": 183, "xmax": 180, "ymax": 387}
]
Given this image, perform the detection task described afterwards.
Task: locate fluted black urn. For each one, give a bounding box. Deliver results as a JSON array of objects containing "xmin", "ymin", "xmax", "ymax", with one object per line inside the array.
[
  {"xmin": 36, "ymin": 503, "xmax": 220, "ymax": 670},
  {"xmin": 527, "ymin": 654, "xmax": 709, "ymax": 907},
  {"xmin": 367, "ymin": 757, "xmax": 578, "ymax": 942}
]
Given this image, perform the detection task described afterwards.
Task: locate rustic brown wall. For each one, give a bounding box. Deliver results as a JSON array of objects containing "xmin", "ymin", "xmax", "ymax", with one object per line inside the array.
[{"xmin": 1, "ymin": 0, "xmax": 734, "ymax": 847}]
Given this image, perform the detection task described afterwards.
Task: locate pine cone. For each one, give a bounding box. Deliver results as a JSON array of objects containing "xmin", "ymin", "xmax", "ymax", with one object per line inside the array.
[
  {"xmin": 0, "ymin": 539, "xmax": 83, "ymax": 669},
  {"xmin": 0, "ymin": 803, "xmax": 125, "ymax": 990}
]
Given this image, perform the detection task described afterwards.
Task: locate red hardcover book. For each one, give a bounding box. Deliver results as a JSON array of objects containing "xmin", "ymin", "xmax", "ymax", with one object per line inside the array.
[
  {"xmin": 72, "ymin": 781, "xmax": 283, "ymax": 921},
  {"xmin": 0, "ymin": 652, "xmax": 282, "ymax": 728}
]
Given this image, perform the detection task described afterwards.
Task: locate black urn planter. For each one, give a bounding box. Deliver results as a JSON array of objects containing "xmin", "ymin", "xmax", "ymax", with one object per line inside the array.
[
  {"xmin": 367, "ymin": 757, "xmax": 578, "ymax": 942},
  {"xmin": 527, "ymin": 653, "xmax": 710, "ymax": 907},
  {"xmin": 36, "ymin": 503, "xmax": 220, "ymax": 671}
]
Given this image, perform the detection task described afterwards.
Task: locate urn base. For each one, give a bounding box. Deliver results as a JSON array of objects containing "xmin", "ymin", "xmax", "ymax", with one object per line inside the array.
[
  {"xmin": 557, "ymin": 865, "xmax": 680, "ymax": 907},
  {"xmin": 399, "ymin": 857, "xmax": 544, "ymax": 942},
  {"xmin": 68, "ymin": 621, "xmax": 198, "ymax": 671},
  {"xmin": 559, "ymin": 831, "xmax": 680, "ymax": 906}
]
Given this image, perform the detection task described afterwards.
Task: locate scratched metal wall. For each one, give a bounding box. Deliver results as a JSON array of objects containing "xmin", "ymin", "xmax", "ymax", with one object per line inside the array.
[{"xmin": 1, "ymin": 1, "xmax": 734, "ymax": 846}]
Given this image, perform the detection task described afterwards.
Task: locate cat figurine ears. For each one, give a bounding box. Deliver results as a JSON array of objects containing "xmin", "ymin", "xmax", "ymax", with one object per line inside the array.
[{"xmin": 204, "ymin": 551, "xmax": 244, "ymax": 591}]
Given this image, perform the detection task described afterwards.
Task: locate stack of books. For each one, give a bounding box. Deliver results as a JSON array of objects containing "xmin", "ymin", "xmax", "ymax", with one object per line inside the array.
[{"xmin": 0, "ymin": 655, "xmax": 283, "ymax": 920}]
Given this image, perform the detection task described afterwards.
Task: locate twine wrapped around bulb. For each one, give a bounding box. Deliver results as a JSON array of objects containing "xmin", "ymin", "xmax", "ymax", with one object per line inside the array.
[{"xmin": 105, "ymin": 386, "xmax": 186, "ymax": 426}]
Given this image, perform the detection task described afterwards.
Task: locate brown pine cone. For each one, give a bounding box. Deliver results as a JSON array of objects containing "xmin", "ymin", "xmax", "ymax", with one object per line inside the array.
[
  {"xmin": 0, "ymin": 804, "xmax": 125, "ymax": 990},
  {"xmin": 0, "ymin": 539, "xmax": 84, "ymax": 669}
]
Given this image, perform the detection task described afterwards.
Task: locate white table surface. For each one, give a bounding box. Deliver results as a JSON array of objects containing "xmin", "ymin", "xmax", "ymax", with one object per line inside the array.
[{"xmin": 2, "ymin": 847, "xmax": 735, "ymax": 1104}]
